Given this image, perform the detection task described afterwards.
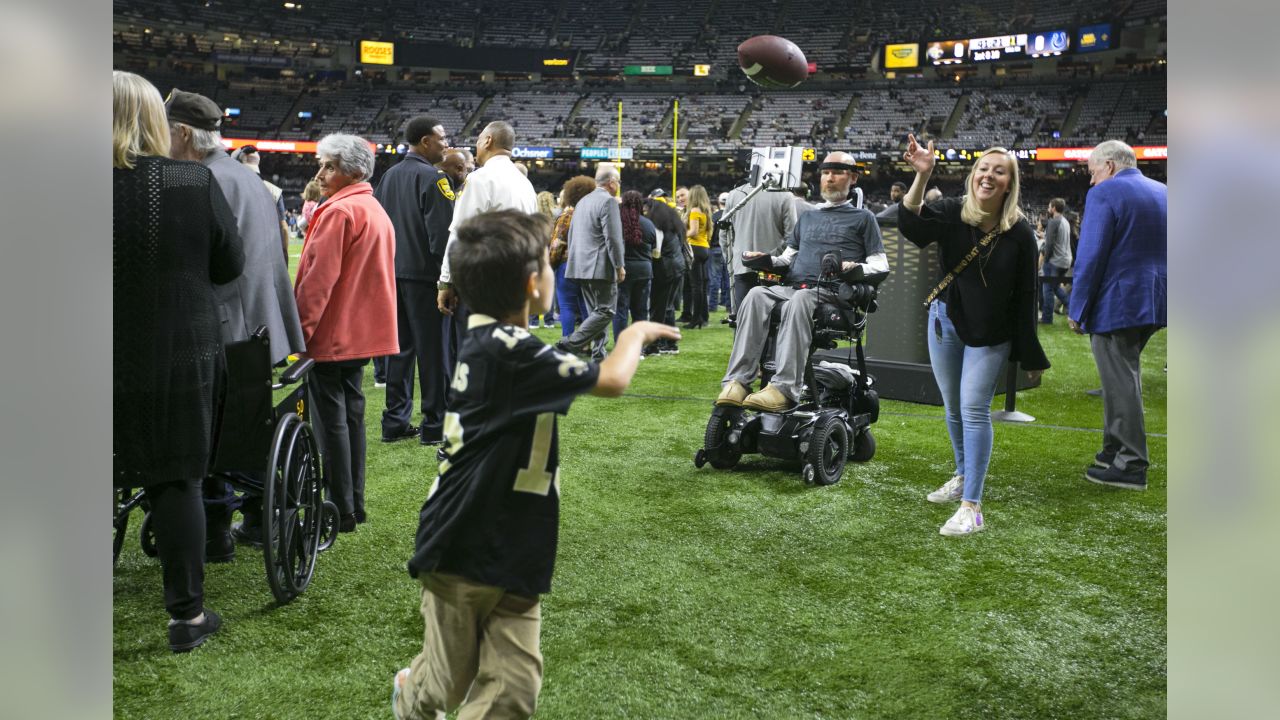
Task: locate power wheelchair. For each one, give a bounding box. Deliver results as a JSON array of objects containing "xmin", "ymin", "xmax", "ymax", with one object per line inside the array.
[
  {"xmin": 695, "ymin": 255, "xmax": 888, "ymax": 485},
  {"xmin": 113, "ymin": 327, "xmax": 338, "ymax": 604}
]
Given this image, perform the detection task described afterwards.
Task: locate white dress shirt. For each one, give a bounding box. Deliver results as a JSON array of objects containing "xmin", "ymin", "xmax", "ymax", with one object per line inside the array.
[{"xmin": 439, "ymin": 154, "xmax": 539, "ymax": 283}]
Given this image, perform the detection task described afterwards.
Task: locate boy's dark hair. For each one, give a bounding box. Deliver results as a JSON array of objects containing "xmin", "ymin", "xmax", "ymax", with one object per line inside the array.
[
  {"xmin": 405, "ymin": 116, "xmax": 443, "ymax": 145},
  {"xmin": 450, "ymin": 210, "xmax": 549, "ymax": 318},
  {"xmin": 1049, "ymin": 197, "xmax": 1067, "ymax": 213}
]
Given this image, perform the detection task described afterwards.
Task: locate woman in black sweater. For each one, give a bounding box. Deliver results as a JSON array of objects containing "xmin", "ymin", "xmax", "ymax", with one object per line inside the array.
[
  {"xmin": 114, "ymin": 71, "xmax": 244, "ymax": 650},
  {"xmin": 898, "ymin": 134, "xmax": 1049, "ymax": 537}
]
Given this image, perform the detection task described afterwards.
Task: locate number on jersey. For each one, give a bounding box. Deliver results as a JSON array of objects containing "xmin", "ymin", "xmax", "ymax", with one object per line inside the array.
[{"xmin": 513, "ymin": 412, "xmax": 557, "ymax": 496}]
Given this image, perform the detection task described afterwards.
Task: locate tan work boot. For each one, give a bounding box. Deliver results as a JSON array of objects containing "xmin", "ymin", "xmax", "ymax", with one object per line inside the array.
[
  {"xmin": 742, "ymin": 384, "xmax": 795, "ymax": 412},
  {"xmin": 716, "ymin": 380, "xmax": 750, "ymax": 407}
]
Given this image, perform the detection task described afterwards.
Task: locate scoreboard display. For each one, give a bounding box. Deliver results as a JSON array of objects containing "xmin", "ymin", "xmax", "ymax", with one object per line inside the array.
[{"xmin": 922, "ymin": 27, "xmax": 1073, "ymax": 66}]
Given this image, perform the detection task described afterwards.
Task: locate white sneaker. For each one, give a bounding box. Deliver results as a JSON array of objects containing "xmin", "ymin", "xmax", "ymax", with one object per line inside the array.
[
  {"xmin": 926, "ymin": 475, "xmax": 964, "ymax": 504},
  {"xmin": 374, "ymin": 381, "xmax": 387, "ymax": 389},
  {"xmin": 940, "ymin": 506, "xmax": 984, "ymax": 536}
]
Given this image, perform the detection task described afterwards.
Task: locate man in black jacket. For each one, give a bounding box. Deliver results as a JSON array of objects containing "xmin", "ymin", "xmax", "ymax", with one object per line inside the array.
[{"xmin": 375, "ymin": 116, "xmax": 455, "ymax": 448}]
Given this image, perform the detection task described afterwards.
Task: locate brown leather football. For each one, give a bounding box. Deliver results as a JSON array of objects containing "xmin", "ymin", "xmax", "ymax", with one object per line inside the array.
[{"xmin": 737, "ymin": 35, "xmax": 809, "ymax": 88}]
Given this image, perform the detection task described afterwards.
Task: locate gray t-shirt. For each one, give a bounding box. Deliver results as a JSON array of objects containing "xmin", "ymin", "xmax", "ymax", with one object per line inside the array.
[{"xmin": 785, "ymin": 203, "xmax": 885, "ymax": 283}]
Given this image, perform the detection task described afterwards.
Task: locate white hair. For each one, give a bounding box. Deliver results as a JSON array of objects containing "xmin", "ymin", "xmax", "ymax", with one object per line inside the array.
[
  {"xmin": 1090, "ymin": 140, "xmax": 1137, "ymax": 170},
  {"xmin": 174, "ymin": 124, "xmax": 224, "ymax": 155},
  {"xmin": 317, "ymin": 133, "xmax": 375, "ymax": 182},
  {"xmin": 595, "ymin": 163, "xmax": 620, "ymax": 186}
]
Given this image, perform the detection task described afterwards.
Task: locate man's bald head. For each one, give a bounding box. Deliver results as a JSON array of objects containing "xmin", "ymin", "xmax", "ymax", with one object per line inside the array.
[
  {"xmin": 437, "ymin": 148, "xmax": 469, "ymax": 186},
  {"xmin": 819, "ymin": 151, "xmax": 859, "ymax": 203},
  {"xmin": 483, "ymin": 121, "xmax": 515, "ymax": 151},
  {"xmin": 476, "ymin": 121, "xmax": 515, "ymax": 166}
]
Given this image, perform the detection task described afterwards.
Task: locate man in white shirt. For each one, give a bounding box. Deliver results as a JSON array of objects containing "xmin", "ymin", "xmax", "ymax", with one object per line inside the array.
[
  {"xmin": 437, "ymin": 121, "xmax": 538, "ymax": 313},
  {"xmin": 435, "ymin": 121, "xmax": 538, "ymax": 383}
]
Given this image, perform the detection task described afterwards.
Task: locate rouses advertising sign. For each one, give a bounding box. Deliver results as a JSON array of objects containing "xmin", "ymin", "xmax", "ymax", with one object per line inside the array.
[{"xmin": 360, "ymin": 40, "xmax": 395, "ymax": 65}]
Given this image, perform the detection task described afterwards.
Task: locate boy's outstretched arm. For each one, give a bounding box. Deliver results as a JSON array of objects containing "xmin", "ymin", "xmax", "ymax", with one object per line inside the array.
[{"xmin": 591, "ymin": 321, "xmax": 681, "ymax": 397}]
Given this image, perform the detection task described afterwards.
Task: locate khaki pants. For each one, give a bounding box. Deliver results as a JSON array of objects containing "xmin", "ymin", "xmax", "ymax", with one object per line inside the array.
[{"xmin": 397, "ymin": 573, "xmax": 543, "ymax": 720}]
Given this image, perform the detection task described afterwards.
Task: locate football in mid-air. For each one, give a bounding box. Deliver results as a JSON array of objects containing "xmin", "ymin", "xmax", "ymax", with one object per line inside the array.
[{"xmin": 737, "ymin": 35, "xmax": 808, "ymax": 88}]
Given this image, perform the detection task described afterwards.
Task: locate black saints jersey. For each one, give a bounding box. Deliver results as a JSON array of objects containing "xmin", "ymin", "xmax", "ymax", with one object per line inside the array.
[{"xmin": 408, "ymin": 314, "xmax": 599, "ymax": 596}]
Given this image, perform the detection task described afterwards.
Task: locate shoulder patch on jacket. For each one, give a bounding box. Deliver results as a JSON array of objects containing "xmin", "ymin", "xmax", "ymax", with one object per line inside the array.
[{"xmin": 436, "ymin": 177, "xmax": 456, "ymax": 201}]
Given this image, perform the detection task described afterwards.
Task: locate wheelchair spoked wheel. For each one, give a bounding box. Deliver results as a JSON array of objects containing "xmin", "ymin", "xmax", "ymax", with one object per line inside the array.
[
  {"xmin": 317, "ymin": 501, "xmax": 339, "ymax": 553},
  {"xmin": 701, "ymin": 409, "xmax": 743, "ymax": 470},
  {"xmin": 139, "ymin": 512, "xmax": 158, "ymax": 558},
  {"xmin": 113, "ymin": 489, "xmax": 131, "ymax": 566},
  {"xmin": 263, "ymin": 413, "xmax": 324, "ymax": 604},
  {"xmin": 849, "ymin": 428, "xmax": 876, "ymax": 463},
  {"xmin": 805, "ymin": 416, "xmax": 848, "ymax": 486}
]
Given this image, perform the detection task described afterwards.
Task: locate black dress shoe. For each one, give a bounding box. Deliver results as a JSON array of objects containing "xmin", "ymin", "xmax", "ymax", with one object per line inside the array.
[
  {"xmin": 339, "ymin": 513, "xmax": 357, "ymax": 533},
  {"xmin": 205, "ymin": 531, "xmax": 235, "ymax": 564},
  {"xmin": 1084, "ymin": 465, "xmax": 1147, "ymax": 491},
  {"xmin": 381, "ymin": 425, "xmax": 421, "ymax": 443},
  {"xmin": 420, "ymin": 432, "xmax": 443, "ymax": 447},
  {"xmin": 231, "ymin": 522, "xmax": 263, "ymax": 548},
  {"xmin": 354, "ymin": 508, "xmax": 367, "ymax": 524},
  {"xmin": 169, "ymin": 609, "xmax": 222, "ymax": 653}
]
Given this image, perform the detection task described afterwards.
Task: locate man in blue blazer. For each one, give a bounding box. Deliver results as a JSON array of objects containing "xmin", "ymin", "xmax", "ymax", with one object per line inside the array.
[{"xmin": 1069, "ymin": 140, "xmax": 1167, "ymax": 491}]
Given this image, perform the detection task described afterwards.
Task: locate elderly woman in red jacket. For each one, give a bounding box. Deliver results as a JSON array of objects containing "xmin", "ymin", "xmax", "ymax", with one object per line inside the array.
[{"xmin": 296, "ymin": 133, "xmax": 398, "ymax": 533}]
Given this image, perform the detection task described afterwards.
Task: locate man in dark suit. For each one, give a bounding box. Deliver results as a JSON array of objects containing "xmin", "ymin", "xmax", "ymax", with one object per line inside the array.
[
  {"xmin": 375, "ymin": 116, "xmax": 454, "ymax": 447},
  {"xmin": 1069, "ymin": 140, "xmax": 1167, "ymax": 491},
  {"xmin": 557, "ymin": 163, "xmax": 623, "ymax": 361}
]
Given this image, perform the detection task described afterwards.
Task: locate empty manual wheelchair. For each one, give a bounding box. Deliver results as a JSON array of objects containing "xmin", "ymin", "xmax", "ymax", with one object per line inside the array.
[
  {"xmin": 114, "ymin": 327, "xmax": 338, "ymax": 604},
  {"xmin": 695, "ymin": 256, "xmax": 888, "ymax": 485}
]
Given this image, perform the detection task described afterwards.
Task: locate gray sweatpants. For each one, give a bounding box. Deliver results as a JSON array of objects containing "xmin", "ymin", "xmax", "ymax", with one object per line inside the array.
[{"xmin": 722, "ymin": 285, "xmax": 821, "ymax": 401}]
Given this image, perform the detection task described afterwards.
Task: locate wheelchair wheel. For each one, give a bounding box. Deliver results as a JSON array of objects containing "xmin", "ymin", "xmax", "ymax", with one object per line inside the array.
[
  {"xmin": 317, "ymin": 501, "xmax": 339, "ymax": 553},
  {"xmin": 113, "ymin": 489, "xmax": 130, "ymax": 566},
  {"xmin": 263, "ymin": 414, "xmax": 324, "ymax": 604},
  {"xmin": 139, "ymin": 511, "xmax": 158, "ymax": 558},
  {"xmin": 850, "ymin": 429, "xmax": 876, "ymax": 463},
  {"xmin": 703, "ymin": 409, "xmax": 742, "ymax": 470},
  {"xmin": 806, "ymin": 416, "xmax": 848, "ymax": 486}
]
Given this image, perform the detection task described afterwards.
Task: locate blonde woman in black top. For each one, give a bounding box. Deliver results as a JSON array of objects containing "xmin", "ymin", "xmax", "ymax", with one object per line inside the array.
[{"xmin": 898, "ymin": 134, "xmax": 1049, "ymax": 537}]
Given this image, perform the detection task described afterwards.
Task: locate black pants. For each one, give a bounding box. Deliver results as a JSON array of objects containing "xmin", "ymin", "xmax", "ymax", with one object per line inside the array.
[
  {"xmin": 383, "ymin": 279, "xmax": 447, "ymax": 442},
  {"xmin": 147, "ymin": 478, "xmax": 205, "ymax": 620},
  {"xmin": 443, "ymin": 302, "xmax": 471, "ymax": 393},
  {"xmin": 651, "ymin": 270, "xmax": 683, "ymax": 328},
  {"xmin": 732, "ymin": 272, "xmax": 761, "ymax": 320},
  {"xmin": 688, "ymin": 245, "xmax": 709, "ymax": 324},
  {"xmin": 308, "ymin": 359, "xmax": 368, "ymax": 517},
  {"xmin": 613, "ymin": 274, "xmax": 652, "ymax": 344}
]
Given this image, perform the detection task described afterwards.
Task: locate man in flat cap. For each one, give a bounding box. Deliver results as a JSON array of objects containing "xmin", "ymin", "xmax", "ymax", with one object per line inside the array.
[
  {"xmin": 717, "ymin": 151, "xmax": 890, "ymax": 413},
  {"xmin": 166, "ymin": 88, "xmax": 306, "ymax": 559}
]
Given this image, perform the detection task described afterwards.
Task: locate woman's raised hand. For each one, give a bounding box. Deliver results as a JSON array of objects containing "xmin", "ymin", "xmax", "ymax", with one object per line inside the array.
[{"xmin": 903, "ymin": 133, "xmax": 936, "ymax": 175}]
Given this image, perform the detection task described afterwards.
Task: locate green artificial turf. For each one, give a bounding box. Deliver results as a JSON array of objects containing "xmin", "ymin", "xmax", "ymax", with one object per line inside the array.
[{"xmin": 113, "ymin": 309, "xmax": 1166, "ymax": 719}]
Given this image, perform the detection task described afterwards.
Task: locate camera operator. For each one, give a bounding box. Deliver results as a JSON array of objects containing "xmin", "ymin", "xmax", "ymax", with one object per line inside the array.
[{"xmin": 716, "ymin": 151, "xmax": 889, "ymax": 413}]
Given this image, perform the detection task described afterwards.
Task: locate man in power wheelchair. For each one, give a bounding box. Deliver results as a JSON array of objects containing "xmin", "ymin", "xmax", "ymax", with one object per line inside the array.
[{"xmin": 696, "ymin": 152, "xmax": 890, "ymax": 485}]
